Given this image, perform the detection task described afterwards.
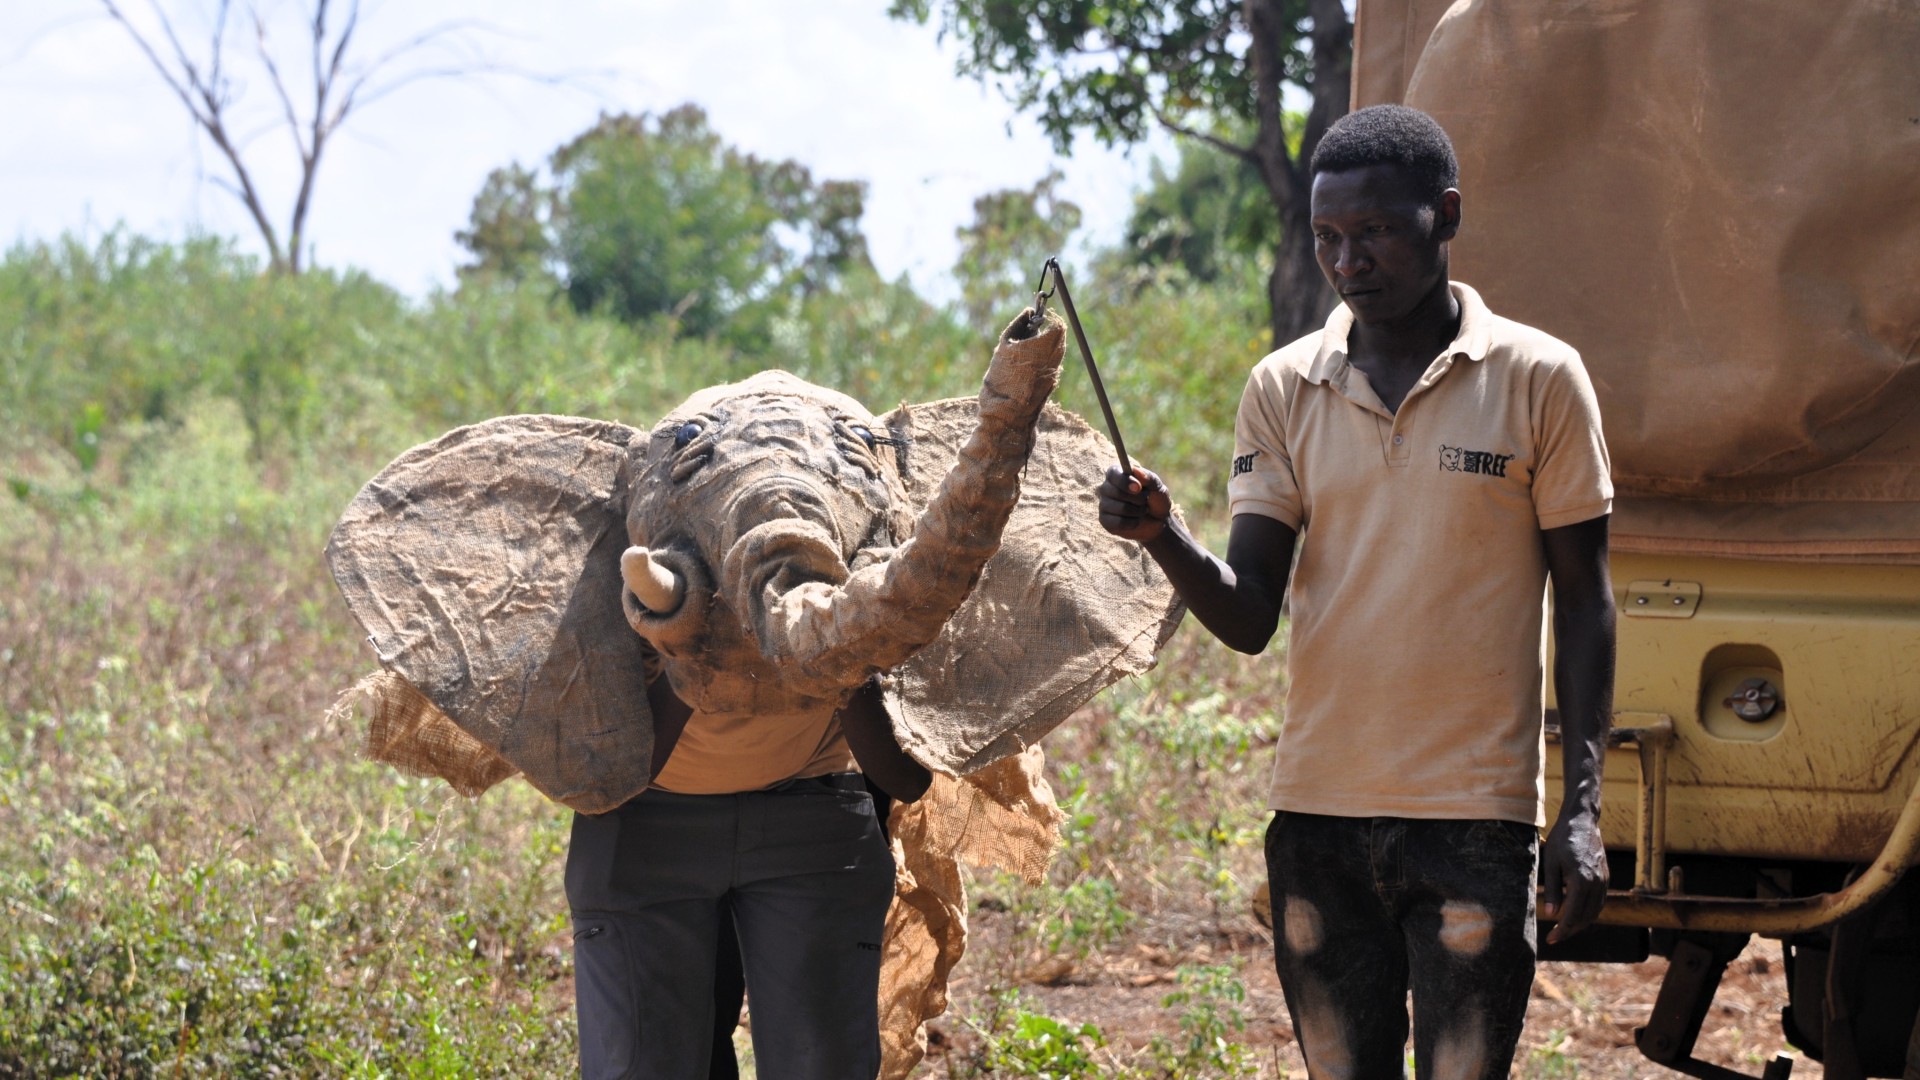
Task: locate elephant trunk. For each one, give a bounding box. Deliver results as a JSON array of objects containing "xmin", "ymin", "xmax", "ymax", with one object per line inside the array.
[{"xmin": 724, "ymin": 310, "xmax": 1065, "ymax": 689}]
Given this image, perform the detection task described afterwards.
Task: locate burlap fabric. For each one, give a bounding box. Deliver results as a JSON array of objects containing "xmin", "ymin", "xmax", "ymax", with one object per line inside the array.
[
  {"xmin": 889, "ymin": 400, "xmax": 1186, "ymax": 773},
  {"xmin": 665, "ymin": 317, "xmax": 1068, "ymax": 703},
  {"xmin": 328, "ymin": 343, "xmax": 1183, "ymax": 1073},
  {"xmin": 1353, "ymin": 0, "xmax": 1920, "ymax": 562},
  {"xmin": 326, "ymin": 415, "xmax": 653, "ymax": 809},
  {"xmin": 878, "ymin": 748, "xmax": 1065, "ymax": 1079}
]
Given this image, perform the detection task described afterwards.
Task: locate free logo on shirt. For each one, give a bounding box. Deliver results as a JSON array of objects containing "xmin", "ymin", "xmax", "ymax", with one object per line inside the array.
[
  {"xmin": 1231, "ymin": 450, "xmax": 1262, "ymax": 478},
  {"xmin": 1438, "ymin": 445, "xmax": 1515, "ymax": 477}
]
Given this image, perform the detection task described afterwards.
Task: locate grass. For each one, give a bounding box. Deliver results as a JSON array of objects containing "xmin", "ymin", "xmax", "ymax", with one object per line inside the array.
[
  {"xmin": 0, "ymin": 508, "xmax": 580, "ymax": 1075},
  {"xmin": 0, "ymin": 232, "xmax": 1278, "ymax": 1075},
  {"xmin": 940, "ymin": 962, "xmax": 1266, "ymax": 1079}
]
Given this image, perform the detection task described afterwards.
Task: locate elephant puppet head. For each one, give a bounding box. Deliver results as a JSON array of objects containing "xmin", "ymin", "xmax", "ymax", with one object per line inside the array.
[
  {"xmin": 616, "ymin": 371, "xmax": 915, "ymax": 716},
  {"xmin": 621, "ymin": 304, "xmax": 1070, "ymax": 718},
  {"xmin": 326, "ymin": 309, "xmax": 1184, "ymax": 813}
]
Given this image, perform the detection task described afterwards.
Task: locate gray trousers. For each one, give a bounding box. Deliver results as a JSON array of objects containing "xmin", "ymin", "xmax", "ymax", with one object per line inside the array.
[{"xmin": 565, "ymin": 774, "xmax": 895, "ymax": 1080}]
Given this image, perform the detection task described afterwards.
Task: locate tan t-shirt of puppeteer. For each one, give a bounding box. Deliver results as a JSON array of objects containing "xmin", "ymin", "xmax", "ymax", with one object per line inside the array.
[
  {"xmin": 1228, "ymin": 281, "xmax": 1612, "ymax": 825},
  {"xmin": 634, "ymin": 641, "xmax": 859, "ymax": 795},
  {"xmin": 650, "ymin": 709, "xmax": 856, "ymax": 795}
]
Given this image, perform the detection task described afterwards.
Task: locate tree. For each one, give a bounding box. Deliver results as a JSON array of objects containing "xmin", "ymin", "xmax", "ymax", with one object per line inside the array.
[
  {"xmin": 953, "ymin": 169, "xmax": 1082, "ymax": 328},
  {"xmin": 454, "ymin": 163, "xmax": 551, "ymax": 285},
  {"xmin": 890, "ymin": 0, "xmax": 1350, "ymax": 347},
  {"xmin": 1120, "ymin": 123, "xmax": 1280, "ymax": 286},
  {"xmin": 99, "ymin": 0, "xmax": 532, "ymax": 274},
  {"xmin": 457, "ymin": 105, "xmax": 874, "ymax": 344}
]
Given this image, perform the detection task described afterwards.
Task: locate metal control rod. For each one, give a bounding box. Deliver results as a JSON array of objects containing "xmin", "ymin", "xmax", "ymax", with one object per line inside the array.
[{"xmin": 1037, "ymin": 257, "xmax": 1131, "ymax": 475}]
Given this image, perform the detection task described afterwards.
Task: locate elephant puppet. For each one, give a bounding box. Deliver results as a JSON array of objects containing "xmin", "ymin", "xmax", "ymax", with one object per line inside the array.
[{"xmin": 326, "ymin": 309, "xmax": 1185, "ymax": 1078}]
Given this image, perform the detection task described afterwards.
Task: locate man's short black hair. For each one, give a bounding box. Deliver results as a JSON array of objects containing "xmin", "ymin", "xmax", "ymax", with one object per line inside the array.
[{"xmin": 1309, "ymin": 105, "xmax": 1459, "ymax": 205}]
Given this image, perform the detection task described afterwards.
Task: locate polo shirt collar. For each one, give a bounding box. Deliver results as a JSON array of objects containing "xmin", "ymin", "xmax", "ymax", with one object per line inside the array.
[{"xmin": 1305, "ymin": 280, "xmax": 1495, "ymax": 386}]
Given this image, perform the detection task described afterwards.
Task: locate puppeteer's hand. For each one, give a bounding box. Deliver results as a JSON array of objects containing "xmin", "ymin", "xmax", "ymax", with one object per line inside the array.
[
  {"xmin": 1540, "ymin": 806, "xmax": 1608, "ymax": 943},
  {"xmin": 1098, "ymin": 464, "xmax": 1174, "ymax": 543}
]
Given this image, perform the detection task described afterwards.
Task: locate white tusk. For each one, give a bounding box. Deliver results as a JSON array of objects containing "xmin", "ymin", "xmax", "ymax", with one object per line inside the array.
[{"xmin": 621, "ymin": 546, "xmax": 685, "ymax": 614}]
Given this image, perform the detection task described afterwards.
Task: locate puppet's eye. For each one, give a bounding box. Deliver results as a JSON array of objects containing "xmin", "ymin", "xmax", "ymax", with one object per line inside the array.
[
  {"xmin": 849, "ymin": 425, "xmax": 876, "ymax": 449},
  {"xmin": 673, "ymin": 422, "xmax": 701, "ymax": 449}
]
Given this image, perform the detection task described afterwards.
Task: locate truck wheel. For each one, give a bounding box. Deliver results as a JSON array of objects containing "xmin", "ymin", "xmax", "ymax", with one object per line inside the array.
[{"xmin": 1782, "ymin": 871, "xmax": 1920, "ymax": 1078}]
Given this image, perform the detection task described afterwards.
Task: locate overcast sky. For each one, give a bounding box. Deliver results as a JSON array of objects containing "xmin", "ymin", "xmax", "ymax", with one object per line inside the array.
[{"xmin": 0, "ymin": 1, "xmax": 1175, "ymax": 302}]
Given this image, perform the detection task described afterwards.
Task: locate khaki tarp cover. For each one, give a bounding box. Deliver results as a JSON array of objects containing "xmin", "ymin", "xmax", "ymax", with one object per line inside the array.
[{"xmin": 1353, "ymin": 0, "xmax": 1920, "ymax": 562}]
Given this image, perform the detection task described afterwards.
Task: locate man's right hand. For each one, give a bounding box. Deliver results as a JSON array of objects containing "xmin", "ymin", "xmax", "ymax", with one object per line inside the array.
[
  {"xmin": 1099, "ymin": 467, "xmax": 1295, "ymax": 654},
  {"xmin": 1098, "ymin": 465, "xmax": 1174, "ymax": 543}
]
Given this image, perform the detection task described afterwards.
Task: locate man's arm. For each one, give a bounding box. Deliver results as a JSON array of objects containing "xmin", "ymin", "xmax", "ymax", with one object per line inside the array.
[
  {"xmin": 1539, "ymin": 513, "xmax": 1616, "ymax": 943},
  {"xmin": 646, "ymin": 672, "xmax": 697, "ymax": 778},
  {"xmin": 838, "ymin": 677, "xmax": 932, "ymax": 803},
  {"xmin": 1098, "ymin": 465, "xmax": 1297, "ymax": 654}
]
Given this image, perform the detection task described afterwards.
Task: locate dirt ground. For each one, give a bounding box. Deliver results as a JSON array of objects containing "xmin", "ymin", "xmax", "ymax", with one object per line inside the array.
[{"xmin": 921, "ymin": 908, "xmax": 1822, "ymax": 1078}]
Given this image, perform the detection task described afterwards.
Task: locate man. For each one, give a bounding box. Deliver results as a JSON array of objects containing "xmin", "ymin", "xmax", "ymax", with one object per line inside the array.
[
  {"xmin": 568, "ymin": 665, "xmax": 926, "ymax": 1080},
  {"xmin": 1098, "ymin": 104, "xmax": 1615, "ymax": 1077}
]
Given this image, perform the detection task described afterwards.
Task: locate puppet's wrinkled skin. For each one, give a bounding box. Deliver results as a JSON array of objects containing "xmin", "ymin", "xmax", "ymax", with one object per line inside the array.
[{"xmin": 619, "ymin": 309, "xmax": 1066, "ymax": 720}]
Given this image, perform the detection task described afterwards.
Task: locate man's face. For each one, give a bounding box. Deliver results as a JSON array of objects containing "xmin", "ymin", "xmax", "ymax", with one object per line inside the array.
[{"xmin": 1309, "ymin": 164, "xmax": 1459, "ymax": 326}]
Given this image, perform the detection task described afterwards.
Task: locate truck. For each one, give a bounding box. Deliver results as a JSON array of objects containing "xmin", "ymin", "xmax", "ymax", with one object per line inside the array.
[{"xmin": 1351, "ymin": 2, "xmax": 1920, "ymax": 1076}]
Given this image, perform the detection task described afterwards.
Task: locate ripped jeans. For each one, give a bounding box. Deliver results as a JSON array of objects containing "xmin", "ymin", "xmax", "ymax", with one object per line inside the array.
[{"xmin": 1265, "ymin": 812, "xmax": 1538, "ymax": 1080}]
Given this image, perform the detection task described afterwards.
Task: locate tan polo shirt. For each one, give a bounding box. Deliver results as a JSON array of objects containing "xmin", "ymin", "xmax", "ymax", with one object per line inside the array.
[{"xmin": 1227, "ymin": 281, "xmax": 1611, "ymax": 824}]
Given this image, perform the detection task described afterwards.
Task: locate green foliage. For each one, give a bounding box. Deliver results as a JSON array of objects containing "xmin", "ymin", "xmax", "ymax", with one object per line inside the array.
[
  {"xmin": 552, "ymin": 107, "xmax": 783, "ymax": 335},
  {"xmin": 1526, "ymin": 1029, "xmax": 1580, "ymax": 1079},
  {"xmin": 954, "ymin": 170, "xmax": 1082, "ymax": 328},
  {"xmin": 764, "ymin": 267, "xmax": 981, "ymax": 408},
  {"xmin": 1038, "ymin": 260, "xmax": 1271, "ymax": 512},
  {"xmin": 1029, "ymin": 877, "xmax": 1135, "ymax": 957},
  {"xmin": 0, "ymin": 506, "xmax": 578, "ymax": 1076},
  {"xmin": 457, "ymin": 105, "xmax": 873, "ymax": 349},
  {"xmin": 892, "ymin": 0, "xmax": 1352, "ymax": 344},
  {"xmin": 455, "ymin": 164, "xmax": 552, "ymax": 285},
  {"xmin": 1122, "ymin": 125, "xmax": 1284, "ymax": 284},
  {"xmin": 967, "ymin": 992, "xmax": 1107, "ymax": 1079},
  {"xmin": 0, "ymin": 217, "xmax": 1281, "ymax": 1073},
  {"xmin": 1008, "ymin": 679, "xmax": 1276, "ymax": 951},
  {"xmin": 1145, "ymin": 963, "xmax": 1259, "ymax": 1078},
  {"xmin": 955, "ymin": 968, "xmax": 1260, "ymax": 1079},
  {"xmin": 0, "ymin": 232, "xmax": 390, "ymax": 464},
  {"xmin": 888, "ymin": 0, "xmax": 1273, "ymax": 152}
]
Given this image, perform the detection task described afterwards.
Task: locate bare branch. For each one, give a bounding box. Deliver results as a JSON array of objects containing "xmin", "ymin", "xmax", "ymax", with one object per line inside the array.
[
  {"xmin": 325, "ymin": 0, "xmax": 361, "ymax": 94},
  {"xmin": 206, "ymin": 0, "xmax": 231, "ymax": 96},
  {"xmin": 348, "ymin": 61, "xmax": 573, "ymax": 114},
  {"xmin": 332, "ymin": 18, "xmax": 563, "ymax": 125},
  {"xmin": 252, "ymin": 7, "xmax": 310, "ymax": 160},
  {"xmin": 98, "ymin": 0, "xmax": 578, "ymax": 275},
  {"xmin": 283, "ymin": 0, "xmax": 365, "ymax": 274},
  {"xmin": 98, "ymin": 0, "xmax": 208, "ymax": 125},
  {"xmin": 348, "ymin": 17, "xmax": 499, "ymax": 89},
  {"xmin": 99, "ymin": 0, "xmax": 286, "ymax": 267},
  {"xmin": 206, "ymin": 173, "xmax": 245, "ymax": 201},
  {"xmin": 1153, "ymin": 109, "xmax": 1259, "ymax": 164},
  {"xmin": 146, "ymin": 0, "xmax": 219, "ymax": 114}
]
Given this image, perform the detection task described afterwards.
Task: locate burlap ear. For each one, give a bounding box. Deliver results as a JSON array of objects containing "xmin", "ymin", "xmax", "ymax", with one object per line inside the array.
[
  {"xmin": 325, "ymin": 415, "xmax": 653, "ymax": 814},
  {"xmin": 880, "ymin": 401, "xmax": 1185, "ymax": 775}
]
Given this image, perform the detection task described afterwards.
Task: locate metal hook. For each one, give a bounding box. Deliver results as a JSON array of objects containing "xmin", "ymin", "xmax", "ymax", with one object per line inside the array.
[{"xmin": 1031, "ymin": 256, "xmax": 1058, "ymax": 316}]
